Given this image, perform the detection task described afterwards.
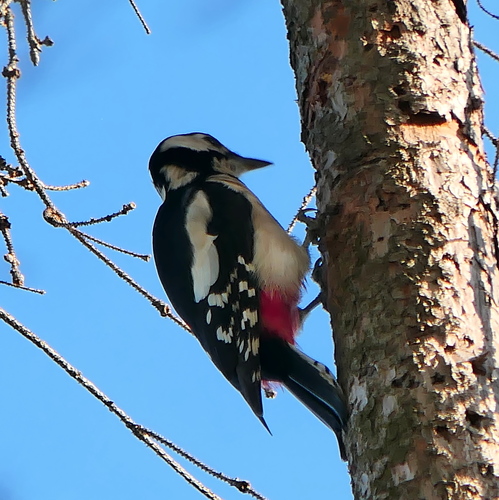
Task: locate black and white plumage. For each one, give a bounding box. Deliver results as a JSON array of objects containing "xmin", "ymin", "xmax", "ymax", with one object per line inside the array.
[{"xmin": 149, "ymin": 132, "xmax": 348, "ymax": 458}]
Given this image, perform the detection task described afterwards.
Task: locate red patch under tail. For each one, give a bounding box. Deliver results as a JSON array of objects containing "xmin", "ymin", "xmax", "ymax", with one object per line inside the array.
[{"xmin": 259, "ymin": 289, "xmax": 300, "ymax": 344}]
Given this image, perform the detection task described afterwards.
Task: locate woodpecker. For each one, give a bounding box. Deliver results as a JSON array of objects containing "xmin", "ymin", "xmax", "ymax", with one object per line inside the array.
[{"xmin": 149, "ymin": 133, "xmax": 348, "ymax": 459}]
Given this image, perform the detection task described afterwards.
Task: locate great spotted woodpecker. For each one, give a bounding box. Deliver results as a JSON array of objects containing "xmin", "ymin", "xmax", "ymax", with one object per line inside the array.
[{"xmin": 149, "ymin": 133, "xmax": 348, "ymax": 459}]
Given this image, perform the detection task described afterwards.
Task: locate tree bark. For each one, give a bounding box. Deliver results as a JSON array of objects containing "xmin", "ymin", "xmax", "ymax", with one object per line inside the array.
[{"xmin": 281, "ymin": 1, "xmax": 499, "ymax": 499}]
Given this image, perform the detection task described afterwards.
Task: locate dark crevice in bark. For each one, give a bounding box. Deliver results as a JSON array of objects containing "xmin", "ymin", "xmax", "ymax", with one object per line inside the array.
[{"xmin": 451, "ymin": 0, "xmax": 467, "ymax": 24}]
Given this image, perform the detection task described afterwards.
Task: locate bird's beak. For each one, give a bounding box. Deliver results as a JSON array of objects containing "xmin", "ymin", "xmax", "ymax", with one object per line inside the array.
[{"xmin": 230, "ymin": 153, "xmax": 273, "ymax": 174}]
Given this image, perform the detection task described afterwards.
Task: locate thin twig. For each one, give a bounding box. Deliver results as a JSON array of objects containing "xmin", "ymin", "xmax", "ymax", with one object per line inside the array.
[
  {"xmin": 0, "ymin": 173, "xmax": 31, "ymax": 191},
  {"xmin": 17, "ymin": 0, "xmax": 41, "ymax": 65},
  {"xmin": 40, "ymin": 206, "xmax": 186, "ymax": 328},
  {"xmin": 68, "ymin": 202, "xmax": 136, "ymax": 227},
  {"xmin": 4, "ymin": 6, "xmax": 54, "ymax": 208},
  {"xmin": 0, "ymin": 279, "xmax": 44, "ymax": 294},
  {"xmin": 476, "ymin": 0, "xmax": 499, "ymax": 20},
  {"xmin": 483, "ymin": 125, "xmax": 498, "ymax": 145},
  {"xmin": 0, "ymin": 211, "xmax": 24, "ymax": 285},
  {"xmin": 474, "ymin": 40, "xmax": 499, "ymax": 63},
  {"xmin": 146, "ymin": 428, "xmax": 269, "ymax": 500},
  {"xmin": 0, "ymin": 161, "xmax": 24, "ymax": 176},
  {"xmin": 287, "ymin": 186, "xmax": 317, "ymax": 233},
  {"xmin": 0, "ymin": 308, "xmax": 222, "ymax": 500},
  {"xmin": 44, "ymin": 179, "xmax": 90, "ymax": 191},
  {"xmin": 128, "ymin": 0, "xmax": 151, "ymax": 34},
  {"xmin": 79, "ymin": 230, "xmax": 150, "ymax": 261},
  {"xmin": 482, "ymin": 127, "xmax": 499, "ymax": 178},
  {"xmin": 3, "ymin": 7, "xmax": 182, "ymax": 325},
  {"xmin": 0, "ymin": 0, "xmax": 16, "ymax": 17},
  {"xmin": 67, "ymin": 225, "xmax": 191, "ymax": 331},
  {"xmin": 493, "ymin": 140, "xmax": 499, "ymax": 180},
  {"xmin": 0, "ymin": 172, "xmax": 25, "ymax": 182}
]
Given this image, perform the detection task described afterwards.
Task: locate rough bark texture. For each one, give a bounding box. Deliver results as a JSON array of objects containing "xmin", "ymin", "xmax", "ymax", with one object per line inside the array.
[{"xmin": 281, "ymin": 1, "xmax": 499, "ymax": 499}]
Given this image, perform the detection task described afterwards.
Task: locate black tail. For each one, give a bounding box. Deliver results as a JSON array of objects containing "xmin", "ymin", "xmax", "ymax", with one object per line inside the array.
[{"xmin": 260, "ymin": 337, "xmax": 348, "ymax": 460}]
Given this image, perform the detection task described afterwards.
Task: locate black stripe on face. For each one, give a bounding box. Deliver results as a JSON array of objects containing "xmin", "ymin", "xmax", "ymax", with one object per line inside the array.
[{"xmin": 149, "ymin": 147, "xmax": 225, "ymax": 189}]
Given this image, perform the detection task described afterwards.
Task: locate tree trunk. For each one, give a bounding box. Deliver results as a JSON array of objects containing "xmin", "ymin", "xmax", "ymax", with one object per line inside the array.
[{"xmin": 281, "ymin": 1, "xmax": 499, "ymax": 499}]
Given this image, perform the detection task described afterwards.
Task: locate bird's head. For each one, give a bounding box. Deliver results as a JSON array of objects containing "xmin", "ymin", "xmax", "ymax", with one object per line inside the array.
[{"xmin": 149, "ymin": 132, "xmax": 272, "ymax": 200}]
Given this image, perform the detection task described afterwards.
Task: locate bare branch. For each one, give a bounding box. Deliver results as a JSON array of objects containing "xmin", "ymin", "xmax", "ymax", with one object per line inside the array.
[
  {"xmin": 476, "ymin": 0, "xmax": 499, "ymax": 20},
  {"xmin": 2, "ymin": 7, "xmax": 184, "ymax": 330},
  {"xmin": 4, "ymin": 6, "xmax": 54, "ymax": 208},
  {"xmin": 128, "ymin": 0, "xmax": 151, "ymax": 34},
  {"xmin": 68, "ymin": 202, "xmax": 137, "ymax": 227},
  {"xmin": 1, "ymin": 307, "xmax": 270, "ymax": 499},
  {"xmin": 0, "ymin": 163, "xmax": 10, "ymax": 195},
  {"xmin": 66, "ymin": 225, "xmax": 191, "ymax": 331},
  {"xmin": 0, "ymin": 308, "xmax": 223, "ymax": 500},
  {"xmin": 482, "ymin": 127, "xmax": 499, "ymax": 178},
  {"xmin": 483, "ymin": 126, "xmax": 498, "ymax": 145},
  {"xmin": 44, "ymin": 179, "xmax": 90, "ymax": 191},
  {"xmin": 0, "ymin": 0, "xmax": 16, "ymax": 17},
  {"xmin": 0, "ymin": 210, "xmax": 23, "ymax": 285},
  {"xmin": 2, "ymin": 7, "xmax": 170, "ymax": 315},
  {"xmin": 494, "ymin": 142, "xmax": 499, "ymax": 180},
  {"xmin": 144, "ymin": 428, "xmax": 269, "ymax": 500},
  {"xmin": 0, "ymin": 172, "xmax": 31, "ymax": 190},
  {"xmin": 0, "ymin": 160, "xmax": 26, "ymax": 192},
  {"xmin": 287, "ymin": 186, "xmax": 316, "ymax": 233},
  {"xmin": 0, "ymin": 279, "xmax": 44, "ymax": 294},
  {"xmin": 0, "ymin": 157, "xmax": 22, "ymax": 174},
  {"xmin": 17, "ymin": 0, "xmax": 41, "ymax": 65},
  {"xmin": 474, "ymin": 40, "xmax": 499, "ymax": 62},
  {"xmin": 78, "ymin": 230, "xmax": 150, "ymax": 261}
]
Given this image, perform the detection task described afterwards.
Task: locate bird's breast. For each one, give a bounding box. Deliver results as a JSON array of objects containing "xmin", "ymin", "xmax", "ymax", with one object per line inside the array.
[{"xmin": 251, "ymin": 201, "xmax": 309, "ymax": 292}]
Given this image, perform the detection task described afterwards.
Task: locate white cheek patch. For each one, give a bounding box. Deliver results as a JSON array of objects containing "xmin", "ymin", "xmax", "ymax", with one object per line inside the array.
[
  {"xmin": 161, "ymin": 165, "xmax": 198, "ymax": 191},
  {"xmin": 185, "ymin": 190, "xmax": 219, "ymax": 303}
]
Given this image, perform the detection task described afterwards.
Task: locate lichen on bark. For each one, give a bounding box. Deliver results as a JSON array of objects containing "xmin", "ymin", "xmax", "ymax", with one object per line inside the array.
[{"xmin": 281, "ymin": 0, "xmax": 499, "ymax": 498}]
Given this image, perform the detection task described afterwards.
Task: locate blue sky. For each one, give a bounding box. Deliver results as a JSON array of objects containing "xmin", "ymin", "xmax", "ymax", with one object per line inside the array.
[{"xmin": 0, "ymin": 2, "xmax": 497, "ymax": 499}]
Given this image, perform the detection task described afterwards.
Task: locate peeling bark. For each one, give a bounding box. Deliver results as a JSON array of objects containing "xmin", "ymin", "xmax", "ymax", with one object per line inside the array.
[{"xmin": 281, "ymin": 1, "xmax": 499, "ymax": 499}]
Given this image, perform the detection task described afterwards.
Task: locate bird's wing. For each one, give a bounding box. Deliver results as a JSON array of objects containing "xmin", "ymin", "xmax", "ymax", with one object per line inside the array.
[
  {"xmin": 153, "ymin": 179, "xmax": 266, "ymax": 426},
  {"xmin": 200, "ymin": 178, "xmax": 266, "ymax": 427}
]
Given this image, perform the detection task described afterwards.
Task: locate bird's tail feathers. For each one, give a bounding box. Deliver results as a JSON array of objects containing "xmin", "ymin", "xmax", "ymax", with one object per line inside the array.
[
  {"xmin": 281, "ymin": 344, "xmax": 348, "ymax": 460},
  {"xmin": 235, "ymin": 362, "xmax": 273, "ymax": 435}
]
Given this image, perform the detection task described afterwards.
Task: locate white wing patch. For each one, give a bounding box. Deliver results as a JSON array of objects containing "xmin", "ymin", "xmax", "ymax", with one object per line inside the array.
[{"xmin": 185, "ymin": 190, "xmax": 219, "ymax": 303}]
